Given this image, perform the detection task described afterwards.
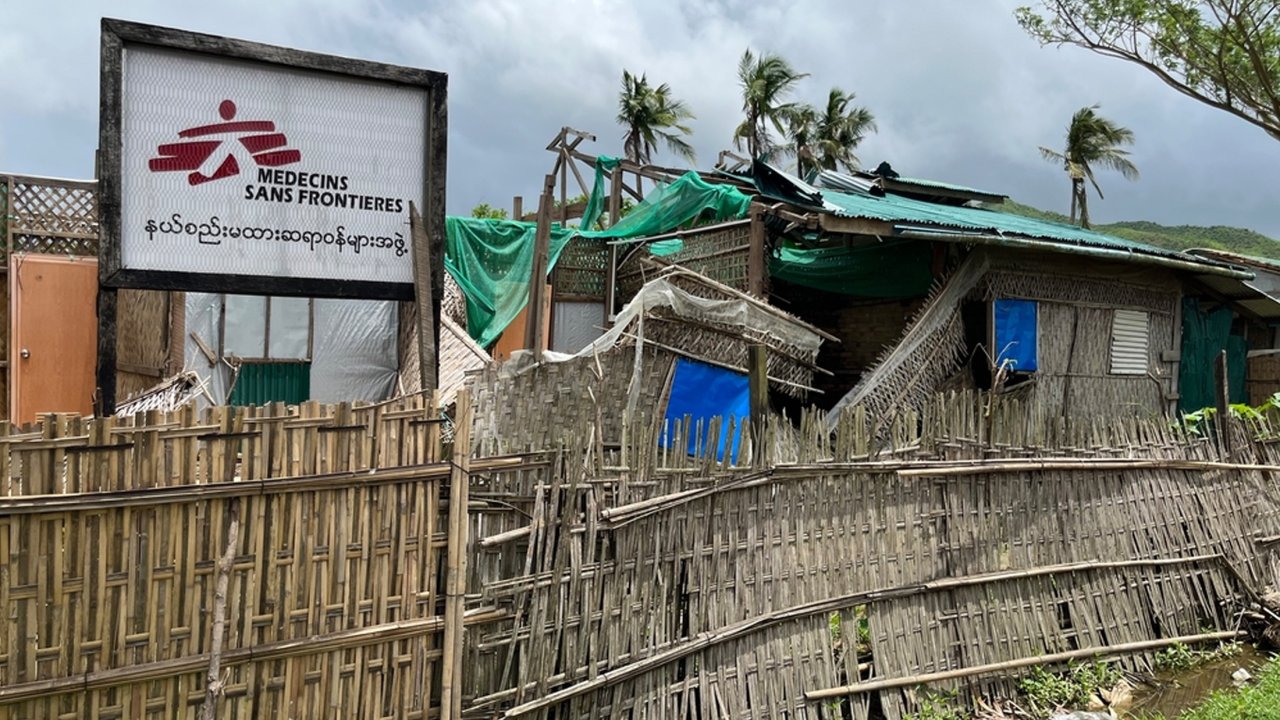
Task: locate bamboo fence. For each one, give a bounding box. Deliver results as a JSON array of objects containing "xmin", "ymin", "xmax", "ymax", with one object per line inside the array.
[
  {"xmin": 3, "ymin": 377, "xmax": 1279, "ymax": 719},
  {"xmin": 0, "ymin": 392, "xmax": 537, "ymax": 720},
  {"xmin": 461, "ymin": 389, "xmax": 1280, "ymax": 720}
]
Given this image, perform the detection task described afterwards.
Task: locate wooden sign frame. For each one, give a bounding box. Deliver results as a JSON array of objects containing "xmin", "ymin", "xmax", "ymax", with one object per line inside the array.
[{"xmin": 96, "ymin": 18, "xmax": 447, "ymax": 412}]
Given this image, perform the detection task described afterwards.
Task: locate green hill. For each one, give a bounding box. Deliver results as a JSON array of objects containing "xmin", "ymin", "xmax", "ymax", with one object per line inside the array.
[{"xmin": 989, "ymin": 199, "xmax": 1280, "ymax": 260}]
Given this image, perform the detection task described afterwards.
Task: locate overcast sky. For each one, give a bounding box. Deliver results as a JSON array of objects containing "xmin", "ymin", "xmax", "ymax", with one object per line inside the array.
[{"xmin": 4, "ymin": 0, "xmax": 1280, "ymax": 238}]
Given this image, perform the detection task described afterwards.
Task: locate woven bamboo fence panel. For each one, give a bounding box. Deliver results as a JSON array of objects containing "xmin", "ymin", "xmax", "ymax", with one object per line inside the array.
[
  {"xmin": 0, "ymin": 394, "xmax": 493, "ymax": 720},
  {"xmin": 551, "ymin": 237, "xmax": 608, "ymax": 300},
  {"xmin": 615, "ymin": 223, "xmax": 753, "ymax": 304},
  {"xmin": 461, "ymin": 390, "xmax": 1279, "ymax": 720},
  {"xmin": 658, "ymin": 223, "xmax": 752, "ymax": 292}
]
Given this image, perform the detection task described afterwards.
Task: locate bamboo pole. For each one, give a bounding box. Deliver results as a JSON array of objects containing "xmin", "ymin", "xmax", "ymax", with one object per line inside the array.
[
  {"xmin": 747, "ymin": 205, "xmax": 766, "ymax": 298},
  {"xmin": 0, "ymin": 608, "xmax": 509, "ymax": 705},
  {"xmin": 441, "ymin": 389, "xmax": 473, "ymax": 720},
  {"xmin": 1217, "ymin": 350, "xmax": 1232, "ymax": 453},
  {"xmin": 804, "ymin": 631, "xmax": 1245, "ymax": 701},
  {"xmin": 896, "ymin": 458, "xmax": 1280, "ymax": 477},
  {"xmin": 0, "ymin": 456, "xmax": 533, "ymax": 514}
]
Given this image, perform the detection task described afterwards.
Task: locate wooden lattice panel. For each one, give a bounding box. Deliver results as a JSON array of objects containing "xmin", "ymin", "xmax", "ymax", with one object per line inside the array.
[{"xmin": 4, "ymin": 176, "xmax": 99, "ymax": 256}]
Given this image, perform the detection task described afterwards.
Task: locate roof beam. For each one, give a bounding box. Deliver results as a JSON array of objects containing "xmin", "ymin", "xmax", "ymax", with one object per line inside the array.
[{"xmin": 817, "ymin": 214, "xmax": 895, "ymax": 237}]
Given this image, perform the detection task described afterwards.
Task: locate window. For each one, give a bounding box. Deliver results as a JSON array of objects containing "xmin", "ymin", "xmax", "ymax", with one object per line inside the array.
[
  {"xmin": 1109, "ymin": 309, "xmax": 1149, "ymax": 375},
  {"xmin": 222, "ymin": 295, "xmax": 313, "ymax": 360},
  {"xmin": 993, "ymin": 299, "xmax": 1038, "ymax": 372}
]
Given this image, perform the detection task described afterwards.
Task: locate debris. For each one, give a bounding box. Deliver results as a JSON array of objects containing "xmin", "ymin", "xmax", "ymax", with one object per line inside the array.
[{"xmin": 1233, "ymin": 667, "xmax": 1253, "ymax": 686}]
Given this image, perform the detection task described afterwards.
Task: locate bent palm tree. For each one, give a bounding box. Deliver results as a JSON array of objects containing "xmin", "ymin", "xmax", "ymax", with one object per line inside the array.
[
  {"xmin": 1040, "ymin": 105, "xmax": 1138, "ymax": 228},
  {"xmin": 734, "ymin": 49, "xmax": 807, "ymax": 160},
  {"xmin": 616, "ymin": 70, "xmax": 696, "ymax": 166},
  {"xmin": 814, "ymin": 88, "xmax": 876, "ymax": 173}
]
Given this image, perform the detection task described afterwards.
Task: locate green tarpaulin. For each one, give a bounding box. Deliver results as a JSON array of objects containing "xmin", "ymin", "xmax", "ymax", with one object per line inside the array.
[
  {"xmin": 444, "ymin": 217, "xmax": 576, "ymax": 348},
  {"xmin": 769, "ymin": 239, "xmax": 933, "ymax": 298},
  {"xmin": 446, "ymin": 163, "xmax": 753, "ymax": 347},
  {"xmin": 1178, "ymin": 297, "xmax": 1246, "ymax": 413}
]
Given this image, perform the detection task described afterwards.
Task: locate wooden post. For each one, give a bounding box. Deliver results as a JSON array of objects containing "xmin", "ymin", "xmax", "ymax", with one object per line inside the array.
[
  {"xmin": 749, "ymin": 344, "xmax": 768, "ymax": 466},
  {"xmin": 524, "ymin": 175, "xmax": 554, "ymax": 359},
  {"xmin": 560, "ymin": 157, "xmax": 568, "ymax": 226},
  {"xmin": 512, "ymin": 196, "xmax": 523, "ymax": 222},
  {"xmin": 94, "ymin": 287, "xmax": 117, "ymax": 417},
  {"xmin": 409, "ymin": 201, "xmax": 437, "ymax": 390},
  {"xmin": 747, "ymin": 205, "xmax": 766, "ymax": 299},
  {"xmin": 440, "ymin": 389, "xmax": 472, "ymax": 720},
  {"xmin": 604, "ymin": 167, "xmax": 623, "ymax": 325},
  {"xmin": 1216, "ymin": 349, "xmax": 1232, "ymax": 452}
]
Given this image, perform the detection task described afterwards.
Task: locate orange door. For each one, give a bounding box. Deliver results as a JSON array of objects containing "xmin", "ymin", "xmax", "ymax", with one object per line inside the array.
[{"xmin": 11, "ymin": 256, "xmax": 99, "ymax": 424}]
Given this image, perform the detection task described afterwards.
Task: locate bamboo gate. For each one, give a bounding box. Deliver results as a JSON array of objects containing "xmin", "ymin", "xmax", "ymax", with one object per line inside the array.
[{"xmin": 2, "ymin": 385, "xmax": 1280, "ymax": 718}]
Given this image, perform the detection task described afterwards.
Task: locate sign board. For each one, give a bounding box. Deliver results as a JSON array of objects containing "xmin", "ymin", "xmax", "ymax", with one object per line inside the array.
[{"xmin": 99, "ymin": 18, "xmax": 446, "ymax": 300}]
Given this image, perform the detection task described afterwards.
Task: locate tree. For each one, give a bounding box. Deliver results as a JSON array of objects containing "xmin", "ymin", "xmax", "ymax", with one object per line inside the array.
[
  {"xmin": 784, "ymin": 103, "xmax": 821, "ymax": 177},
  {"xmin": 786, "ymin": 88, "xmax": 877, "ymax": 178},
  {"xmin": 1039, "ymin": 105, "xmax": 1139, "ymax": 228},
  {"xmin": 733, "ymin": 49, "xmax": 808, "ymax": 160},
  {"xmin": 616, "ymin": 70, "xmax": 697, "ymax": 165},
  {"xmin": 470, "ymin": 203, "xmax": 508, "ymax": 220},
  {"xmin": 1016, "ymin": 1, "xmax": 1280, "ymax": 142}
]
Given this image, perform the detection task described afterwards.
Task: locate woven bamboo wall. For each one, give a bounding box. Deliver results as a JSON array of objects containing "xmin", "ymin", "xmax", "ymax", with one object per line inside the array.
[
  {"xmin": 0, "ymin": 395, "xmax": 496, "ymax": 719},
  {"xmin": 834, "ymin": 251, "xmax": 1183, "ymax": 428},
  {"xmin": 116, "ymin": 289, "xmax": 177, "ymax": 401},
  {"xmin": 984, "ymin": 260, "xmax": 1179, "ymax": 419},
  {"xmin": 467, "ymin": 345, "xmax": 675, "ymax": 455},
  {"xmin": 461, "ymin": 391, "xmax": 1279, "ymax": 720}
]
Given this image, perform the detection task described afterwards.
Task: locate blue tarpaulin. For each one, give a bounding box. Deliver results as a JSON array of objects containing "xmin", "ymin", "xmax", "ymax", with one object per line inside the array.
[
  {"xmin": 661, "ymin": 358, "xmax": 750, "ymax": 463},
  {"xmin": 994, "ymin": 299, "xmax": 1038, "ymax": 372}
]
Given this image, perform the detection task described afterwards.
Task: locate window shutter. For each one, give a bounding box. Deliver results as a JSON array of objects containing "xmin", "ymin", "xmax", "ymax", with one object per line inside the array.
[{"xmin": 1110, "ymin": 309, "xmax": 1149, "ymax": 375}]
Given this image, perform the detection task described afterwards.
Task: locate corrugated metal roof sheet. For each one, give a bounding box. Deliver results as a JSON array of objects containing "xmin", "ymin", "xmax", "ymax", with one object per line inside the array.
[
  {"xmin": 816, "ymin": 187, "xmax": 1202, "ymax": 262},
  {"xmin": 885, "ymin": 174, "xmax": 1007, "ymax": 198},
  {"xmin": 812, "ymin": 169, "xmax": 879, "ymax": 195}
]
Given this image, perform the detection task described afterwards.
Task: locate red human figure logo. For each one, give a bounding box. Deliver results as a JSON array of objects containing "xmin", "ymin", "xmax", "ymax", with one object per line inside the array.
[{"xmin": 148, "ymin": 100, "xmax": 302, "ymax": 185}]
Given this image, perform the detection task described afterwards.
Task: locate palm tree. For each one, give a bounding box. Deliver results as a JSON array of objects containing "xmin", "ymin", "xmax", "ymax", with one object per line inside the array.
[
  {"xmin": 733, "ymin": 49, "xmax": 808, "ymax": 160},
  {"xmin": 1039, "ymin": 105, "xmax": 1139, "ymax": 228},
  {"xmin": 784, "ymin": 104, "xmax": 820, "ymax": 178},
  {"xmin": 814, "ymin": 88, "xmax": 875, "ymax": 172},
  {"xmin": 616, "ymin": 70, "xmax": 696, "ymax": 166},
  {"xmin": 786, "ymin": 88, "xmax": 877, "ymax": 177}
]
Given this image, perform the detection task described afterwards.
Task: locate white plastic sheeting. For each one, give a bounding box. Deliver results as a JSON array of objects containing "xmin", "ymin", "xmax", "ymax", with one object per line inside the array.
[
  {"xmin": 310, "ymin": 299, "xmax": 399, "ymax": 402},
  {"xmin": 551, "ymin": 301, "xmax": 605, "ymax": 354},
  {"xmin": 269, "ymin": 297, "xmax": 312, "ymax": 359},
  {"xmin": 183, "ymin": 293, "xmax": 398, "ymax": 407},
  {"xmin": 184, "ymin": 292, "xmax": 233, "ymax": 405}
]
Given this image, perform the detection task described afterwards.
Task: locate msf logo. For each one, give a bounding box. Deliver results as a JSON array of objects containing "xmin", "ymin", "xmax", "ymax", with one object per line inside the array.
[{"xmin": 148, "ymin": 100, "xmax": 302, "ymax": 186}]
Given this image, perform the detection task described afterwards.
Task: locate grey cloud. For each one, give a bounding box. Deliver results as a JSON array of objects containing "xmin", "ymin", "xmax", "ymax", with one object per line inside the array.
[{"xmin": 2, "ymin": 0, "xmax": 1279, "ymax": 238}]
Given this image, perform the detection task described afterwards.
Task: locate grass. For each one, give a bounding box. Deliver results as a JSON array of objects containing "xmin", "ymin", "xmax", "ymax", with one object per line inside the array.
[
  {"xmin": 1016, "ymin": 661, "xmax": 1123, "ymax": 716},
  {"xmin": 1153, "ymin": 641, "xmax": 1244, "ymax": 672},
  {"xmin": 1140, "ymin": 655, "xmax": 1280, "ymax": 720}
]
